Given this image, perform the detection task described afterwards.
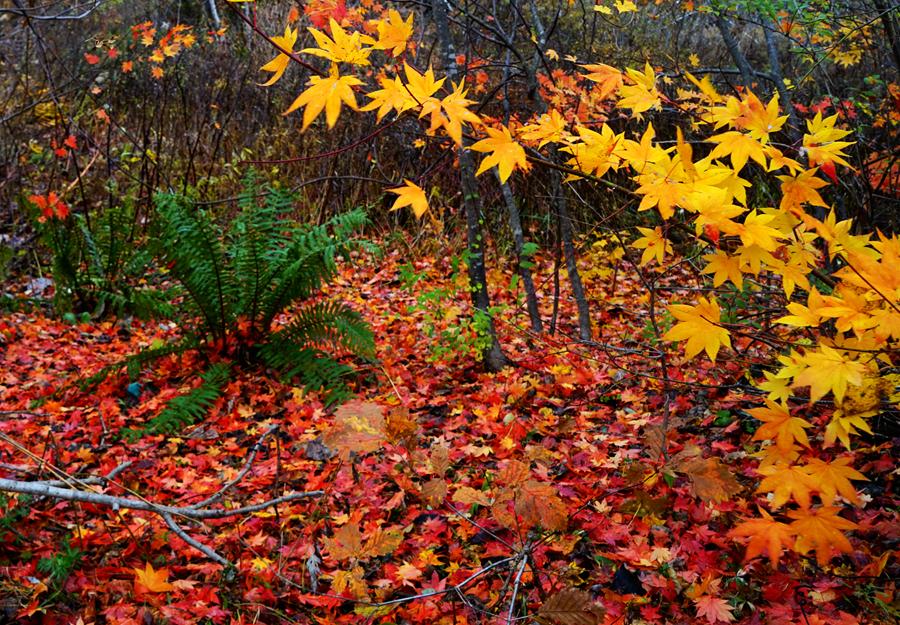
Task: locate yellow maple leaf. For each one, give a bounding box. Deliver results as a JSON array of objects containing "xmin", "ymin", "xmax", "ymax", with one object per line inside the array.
[
  {"xmin": 133, "ymin": 562, "xmax": 176, "ymax": 594},
  {"xmin": 748, "ymin": 399, "xmax": 812, "ymax": 451},
  {"xmin": 709, "ymin": 131, "xmax": 768, "ymax": 172},
  {"xmin": 519, "ymin": 109, "xmax": 568, "ymax": 148},
  {"xmin": 285, "ymin": 68, "xmax": 362, "ymax": 130},
  {"xmin": 618, "ymin": 62, "xmax": 661, "ymax": 116},
  {"xmin": 470, "ymin": 125, "xmax": 528, "ymax": 183},
  {"xmin": 362, "ymin": 74, "xmax": 414, "ymax": 121},
  {"xmin": 776, "ymin": 287, "xmax": 825, "ymax": 327},
  {"xmin": 388, "ymin": 180, "xmax": 429, "ymax": 219},
  {"xmin": 792, "ymin": 345, "xmax": 867, "ymax": 402},
  {"xmin": 561, "ymin": 124, "xmax": 622, "ymax": 179},
  {"xmin": 259, "ymin": 25, "xmax": 298, "ymax": 86},
  {"xmin": 824, "ymin": 412, "xmax": 874, "ymax": 450},
  {"xmin": 787, "ymin": 506, "xmax": 858, "ymax": 565},
  {"xmin": 801, "ymin": 457, "xmax": 867, "ymax": 505},
  {"xmin": 371, "ymin": 9, "xmax": 414, "ymax": 56},
  {"xmin": 803, "ymin": 112, "xmax": 854, "ymax": 169},
  {"xmin": 425, "ymin": 81, "xmax": 481, "ymax": 145},
  {"xmin": 632, "ymin": 226, "xmax": 672, "ymax": 266},
  {"xmin": 301, "ymin": 18, "xmax": 372, "ymax": 66},
  {"xmin": 729, "ymin": 507, "xmax": 795, "ymax": 567},
  {"xmin": 701, "ymin": 250, "xmax": 744, "ymax": 288},
  {"xmin": 777, "ymin": 168, "xmax": 829, "ymax": 213},
  {"xmin": 663, "ymin": 296, "xmax": 731, "ymax": 361},
  {"xmin": 614, "ymin": 0, "xmax": 637, "ymax": 12}
]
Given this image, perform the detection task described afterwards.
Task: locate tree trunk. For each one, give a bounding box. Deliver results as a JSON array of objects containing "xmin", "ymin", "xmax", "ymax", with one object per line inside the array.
[
  {"xmin": 431, "ymin": 0, "xmax": 509, "ymax": 371},
  {"xmin": 498, "ymin": 175, "xmax": 543, "ymax": 333},
  {"xmin": 714, "ymin": 13, "xmax": 755, "ymax": 89}
]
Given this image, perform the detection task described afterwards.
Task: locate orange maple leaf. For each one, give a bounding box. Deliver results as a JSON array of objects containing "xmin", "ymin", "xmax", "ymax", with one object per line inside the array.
[
  {"xmin": 801, "ymin": 457, "xmax": 867, "ymax": 505},
  {"xmin": 787, "ymin": 506, "xmax": 858, "ymax": 565},
  {"xmin": 756, "ymin": 464, "xmax": 816, "ymax": 509},
  {"xmin": 748, "ymin": 400, "xmax": 812, "ymax": 451},
  {"xmin": 729, "ymin": 508, "xmax": 795, "ymax": 567},
  {"xmin": 133, "ymin": 562, "xmax": 176, "ymax": 593}
]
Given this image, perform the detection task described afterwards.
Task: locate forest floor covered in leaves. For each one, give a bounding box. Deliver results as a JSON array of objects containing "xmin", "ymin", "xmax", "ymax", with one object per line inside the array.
[{"xmin": 0, "ymin": 244, "xmax": 896, "ymax": 625}]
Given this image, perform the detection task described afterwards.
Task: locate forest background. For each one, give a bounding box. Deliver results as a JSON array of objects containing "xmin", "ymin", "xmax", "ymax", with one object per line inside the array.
[{"xmin": 0, "ymin": 0, "xmax": 897, "ymax": 624}]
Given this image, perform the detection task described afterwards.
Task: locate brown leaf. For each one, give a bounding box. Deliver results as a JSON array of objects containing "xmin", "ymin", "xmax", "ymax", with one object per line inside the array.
[
  {"xmin": 498, "ymin": 459, "xmax": 531, "ymax": 486},
  {"xmin": 421, "ymin": 478, "xmax": 448, "ymax": 507},
  {"xmin": 643, "ymin": 425, "xmax": 667, "ymax": 460},
  {"xmin": 324, "ymin": 400, "xmax": 385, "ymax": 458},
  {"xmin": 515, "ymin": 480, "xmax": 568, "ymax": 531},
  {"xmin": 429, "ymin": 443, "xmax": 451, "ymax": 477},
  {"xmin": 677, "ymin": 457, "xmax": 742, "ymax": 503},
  {"xmin": 362, "ymin": 527, "xmax": 403, "ymax": 558},
  {"xmin": 384, "ymin": 405, "xmax": 417, "ymax": 446},
  {"xmin": 324, "ymin": 524, "xmax": 364, "ymax": 560},
  {"xmin": 453, "ymin": 486, "xmax": 493, "ymax": 507},
  {"xmin": 535, "ymin": 588, "xmax": 604, "ymax": 625}
]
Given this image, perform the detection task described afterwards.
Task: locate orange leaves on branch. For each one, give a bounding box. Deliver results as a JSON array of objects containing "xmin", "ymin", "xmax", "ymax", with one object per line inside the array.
[
  {"xmin": 756, "ymin": 464, "xmax": 816, "ymax": 509},
  {"xmin": 800, "ymin": 457, "xmax": 866, "ymax": 505},
  {"xmin": 663, "ymin": 296, "xmax": 731, "ymax": 361},
  {"xmin": 748, "ymin": 400, "xmax": 812, "ymax": 451}
]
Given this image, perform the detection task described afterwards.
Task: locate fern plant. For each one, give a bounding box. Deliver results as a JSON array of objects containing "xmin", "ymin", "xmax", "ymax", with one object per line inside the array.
[
  {"xmin": 130, "ymin": 176, "xmax": 375, "ymax": 433},
  {"xmin": 32, "ymin": 197, "xmax": 169, "ymax": 320}
]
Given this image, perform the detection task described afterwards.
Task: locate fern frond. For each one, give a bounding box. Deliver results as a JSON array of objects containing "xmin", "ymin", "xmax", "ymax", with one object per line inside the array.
[
  {"xmin": 274, "ymin": 300, "xmax": 374, "ymax": 359},
  {"xmin": 143, "ymin": 363, "xmax": 231, "ymax": 435},
  {"xmin": 153, "ymin": 193, "xmax": 236, "ymax": 339},
  {"xmin": 258, "ymin": 342, "xmax": 353, "ymax": 406}
]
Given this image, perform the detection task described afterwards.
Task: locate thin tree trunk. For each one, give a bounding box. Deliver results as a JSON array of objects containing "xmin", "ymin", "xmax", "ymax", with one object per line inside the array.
[
  {"xmin": 498, "ymin": 175, "xmax": 543, "ymax": 332},
  {"xmin": 761, "ymin": 17, "xmax": 801, "ymax": 144},
  {"xmin": 205, "ymin": 0, "xmax": 221, "ymax": 29},
  {"xmin": 554, "ymin": 175, "xmax": 592, "ymax": 341},
  {"xmin": 714, "ymin": 13, "xmax": 755, "ymax": 88},
  {"xmin": 872, "ymin": 0, "xmax": 900, "ymax": 73},
  {"xmin": 431, "ymin": 0, "xmax": 509, "ymax": 371},
  {"xmin": 525, "ymin": 0, "xmax": 593, "ymax": 341}
]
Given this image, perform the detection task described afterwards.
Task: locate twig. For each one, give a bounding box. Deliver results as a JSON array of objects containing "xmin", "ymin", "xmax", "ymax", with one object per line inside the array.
[
  {"xmin": 190, "ymin": 424, "xmax": 279, "ymax": 509},
  {"xmin": 0, "ymin": 478, "xmax": 322, "ymax": 565},
  {"xmin": 506, "ymin": 553, "xmax": 529, "ymax": 625},
  {"xmin": 161, "ymin": 511, "xmax": 229, "ymax": 566}
]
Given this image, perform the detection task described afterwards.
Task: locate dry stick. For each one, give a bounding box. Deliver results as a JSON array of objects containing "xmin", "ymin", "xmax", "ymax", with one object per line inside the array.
[
  {"xmin": 189, "ymin": 424, "xmax": 280, "ymax": 509},
  {"xmin": 161, "ymin": 511, "xmax": 228, "ymax": 566},
  {"xmin": 0, "ymin": 479, "xmax": 322, "ymax": 520},
  {"xmin": 506, "ymin": 554, "xmax": 529, "ymax": 625}
]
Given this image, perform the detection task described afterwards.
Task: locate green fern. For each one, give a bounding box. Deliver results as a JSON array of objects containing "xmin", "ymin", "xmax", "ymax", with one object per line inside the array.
[
  {"xmin": 83, "ymin": 175, "xmax": 375, "ymax": 436},
  {"xmin": 140, "ymin": 363, "xmax": 231, "ymax": 436}
]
